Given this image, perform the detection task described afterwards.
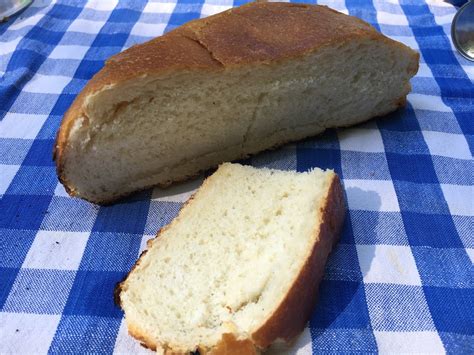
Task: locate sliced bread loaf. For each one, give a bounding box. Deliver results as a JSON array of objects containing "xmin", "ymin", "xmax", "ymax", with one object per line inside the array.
[
  {"xmin": 55, "ymin": 2, "xmax": 418, "ymax": 204},
  {"xmin": 116, "ymin": 163, "xmax": 345, "ymax": 353}
]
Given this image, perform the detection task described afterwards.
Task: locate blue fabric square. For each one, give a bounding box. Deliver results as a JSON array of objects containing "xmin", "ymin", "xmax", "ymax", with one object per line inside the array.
[
  {"xmin": 92, "ymin": 196, "xmax": 150, "ymax": 234},
  {"xmin": 0, "ymin": 195, "xmax": 52, "ymax": 230},
  {"xmin": 416, "ymin": 111, "xmax": 463, "ymax": 135},
  {"xmin": 432, "ymin": 156, "xmax": 472, "ymax": 185},
  {"xmin": 73, "ymin": 59, "xmax": 104, "ymax": 80},
  {"xmin": 335, "ymin": 210, "xmax": 355, "ymax": 246},
  {"xmin": 401, "ymin": 212, "xmax": 462, "ymax": 248},
  {"xmin": 377, "ymin": 106, "xmax": 420, "ymax": 132},
  {"xmin": 0, "ymin": 229, "xmax": 36, "ymax": 268},
  {"xmin": 366, "ymin": 284, "xmax": 435, "ymax": 331},
  {"xmin": 0, "ymin": 267, "xmax": 20, "ymax": 309},
  {"xmin": 9, "ymin": 92, "xmax": 58, "ymax": 115},
  {"xmin": 63, "ymin": 270, "xmax": 125, "ymax": 318},
  {"xmin": 24, "ymin": 26, "xmax": 66, "ymax": 46},
  {"xmin": 21, "ymin": 139, "xmax": 55, "ymax": 167},
  {"xmin": 412, "ymin": 77, "xmax": 441, "ymax": 96},
  {"xmin": 40, "ymin": 196, "xmax": 99, "ymax": 232},
  {"xmin": 108, "ymin": 8, "xmax": 143, "ymax": 23},
  {"xmin": 144, "ymin": 201, "xmax": 182, "ymax": 235},
  {"xmin": 297, "ymin": 147, "xmax": 342, "ymax": 177},
  {"xmin": 79, "ymin": 232, "xmax": 141, "ymax": 272},
  {"xmin": 91, "ymin": 33, "xmax": 130, "ymax": 48},
  {"xmin": 47, "ymin": 3, "xmax": 86, "ymax": 20},
  {"xmin": 412, "ymin": 246, "xmax": 473, "ymax": 288},
  {"xmin": 49, "ymin": 94, "xmax": 77, "ymax": 116},
  {"xmin": 311, "ymin": 328, "xmax": 377, "ymax": 353},
  {"xmin": 395, "ymin": 181, "xmax": 451, "ymax": 214},
  {"xmin": 311, "ymin": 280, "xmax": 371, "ymax": 329},
  {"xmin": 452, "ymin": 215, "xmax": 472, "ymax": 248},
  {"xmin": 386, "ymin": 153, "xmax": 439, "ymax": 184},
  {"xmin": 0, "ymin": 139, "xmax": 32, "ymax": 165},
  {"xmin": 341, "ymin": 152, "xmax": 391, "ymax": 180},
  {"xmin": 324, "ymin": 244, "xmax": 363, "ymax": 282},
  {"xmin": 6, "ymin": 166, "xmax": 57, "ymax": 196},
  {"xmin": 3, "ymin": 269, "xmax": 75, "ymax": 314},
  {"xmin": 350, "ymin": 211, "xmax": 409, "ymax": 246},
  {"xmin": 438, "ymin": 332, "xmax": 474, "ymax": 353},
  {"xmin": 166, "ymin": 11, "xmax": 202, "ymax": 31},
  {"xmin": 298, "ymin": 129, "xmax": 341, "ymax": 150},
  {"xmin": 49, "ymin": 315, "xmax": 121, "ymax": 353},
  {"xmin": 346, "ymin": 0, "xmax": 378, "ymax": 29},
  {"xmin": 423, "ymin": 286, "xmax": 474, "ymax": 334},
  {"xmin": 35, "ymin": 115, "xmax": 63, "ymax": 140},
  {"xmin": 381, "ymin": 130, "xmax": 430, "ymax": 155},
  {"xmin": 38, "ymin": 58, "xmax": 81, "ymax": 77},
  {"xmin": 60, "ymin": 31, "xmax": 96, "ymax": 46}
]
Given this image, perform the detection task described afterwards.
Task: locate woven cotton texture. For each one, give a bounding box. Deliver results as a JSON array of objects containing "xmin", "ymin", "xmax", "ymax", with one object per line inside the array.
[{"xmin": 0, "ymin": 0, "xmax": 472, "ymax": 353}]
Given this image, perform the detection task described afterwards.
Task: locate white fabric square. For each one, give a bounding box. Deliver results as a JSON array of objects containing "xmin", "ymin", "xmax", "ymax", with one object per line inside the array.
[
  {"xmin": 114, "ymin": 319, "xmax": 154, "ymax": 354},
  {"xmin": 23, "ymin": 74, "xmax": 72, "ymax": 94},
  {"xmin": 22, "ymin": 231, "xmax": 89, "ymax": 270},
  {"xmin": 2, "ymin": 37, "xmax": 22, "ymax": 55},
  {"xmin": 417, "ymin": 63, "xmax": 434, "ymax": 78},
  {"xmin": 389, "ymin": 36, "xmax": 419, "ymax": 50},
  {"xmin": 441, "ymin": 184, "xmax": 473, "ymax": 216},
  {"xmin": 425, "ymin": 0, "xmax": 452, "ymax": 6},
  {"xmin": 344, "ymin": 179, "xmax": 400, "ymax": 212},
  {"xmin": 374, "ymin": 331, "xmax": 444, "ymax": 353},
  {"xmin": 85, "ymin": 0, "xmax": 119, "ymax": 11},
  {"xmin": 408, "ymin": 93, "xmax": 451, "ymax": 112},
  {"xmin": 464, "ymin": 66, "xmax": 474, "ymax": 80},
  {"xmin": 338, "ymin": 128, "xmax": 385, "ymax": 153},
  {"xmin": 272, "ymin": 327, "xmax": 312, "ymax": 355},
  {"xmin": 0, "ymin": 113, "xmax": 47, "ymax": 139},
  {"xmin": 357, "ymin": 244, "xmax": 422, "ymax": 286},
  {"xmin": 68, "ymin": 19, "xmax": 106, "ymax": 34},
  {"xmin": 54, "ymin": 181, "xmax": 70, "ymax": 197},
  {"xmin": 142, "ymin": 2, "xmax": 176, "ymax": 14},
  {"xmin": 152, "ymin": 177, "xmax": 204, "ymax": 203},
  {"xmin": 8, "ymin": 14, "xmax": 44, "ymax": 31},
  {"xmin": 377, "ymin": 11, "xmax": 409, "ymax": 26},
  {"xmin": 139, "ymin": 234, "xmax": 155, "ymax": 254},
  {"xmin": 466, "ymin": 249, "xmax": 474, "ymax": 264},
  {"xmin": 0, "ymin": 165, "xmax": 20, "ymax": 195},
  {"xmin": 434, "ymin": 13, "xmax": 454, "ymax": 25},
  {"xmin": 423, "ymin": 131, "xmax": 471, "ymax": 160},
  {"xmin": 201, "ymin": 4, "xmax": 232, "ymax": 17},
  {"xmin": 130, "ymin": 22, "xmax": 167, "ymax": 38},
  {"xmin": 0, "ymin": 313, "xmax": 61, "ymax": 354},
  {"xmin": 49, "ymin": 45, "xmax": 90, "ymax": 60}
]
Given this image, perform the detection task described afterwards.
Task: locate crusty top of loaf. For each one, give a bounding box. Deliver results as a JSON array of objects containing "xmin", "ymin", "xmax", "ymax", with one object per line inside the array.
[
  {"xmin": 76, "ymin": 2, "xmax": 384, "ymax": 90},
  {"xmin": 54, "ymin": 2, "xmax": 416, "ymax": 198}
]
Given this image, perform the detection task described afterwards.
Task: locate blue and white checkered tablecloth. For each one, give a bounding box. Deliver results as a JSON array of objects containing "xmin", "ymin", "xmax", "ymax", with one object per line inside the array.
[{"xmin": 0, "ymin": 0, "xmax": 472, "ymax": 353}]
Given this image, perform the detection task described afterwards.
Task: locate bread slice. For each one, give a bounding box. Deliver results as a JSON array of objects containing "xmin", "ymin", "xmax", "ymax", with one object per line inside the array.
[
  {"xmin": 54, "ymin": 2, "xmax": 418, "ymax": 204},
  {"xmin": 116, "ymin": 163, "xmax": 345, "ymax": 354}
]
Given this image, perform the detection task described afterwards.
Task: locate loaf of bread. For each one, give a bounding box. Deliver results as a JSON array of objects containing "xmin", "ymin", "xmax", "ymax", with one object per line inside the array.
[
  {"xmin": 54, "ymin": 2, "xmax": 418, "ymax": 204},
  {"xmin": 115, "ymin": 163, "xmax": 345, "ymax": 353}
]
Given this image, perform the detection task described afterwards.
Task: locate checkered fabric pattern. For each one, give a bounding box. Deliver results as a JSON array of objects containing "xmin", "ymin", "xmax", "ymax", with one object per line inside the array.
[{"xmin": 0, "ymin": 0, "xmax": 472, "ymax": 353}]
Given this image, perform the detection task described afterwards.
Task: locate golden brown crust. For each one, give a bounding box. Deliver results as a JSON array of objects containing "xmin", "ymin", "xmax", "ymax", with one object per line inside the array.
[
  {"xmin": 251, "ymin": 175, "xmax": 345, "ymax": 348},
  {"xmin": 54, "ymin": 2, "xmax": 415, "ymax": 202}
]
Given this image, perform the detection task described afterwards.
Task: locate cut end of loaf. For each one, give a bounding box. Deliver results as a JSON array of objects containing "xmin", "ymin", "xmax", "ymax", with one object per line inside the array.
[{"xmin": 116, "ymin": 163, "xmax": 346, "ymax": 353}]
